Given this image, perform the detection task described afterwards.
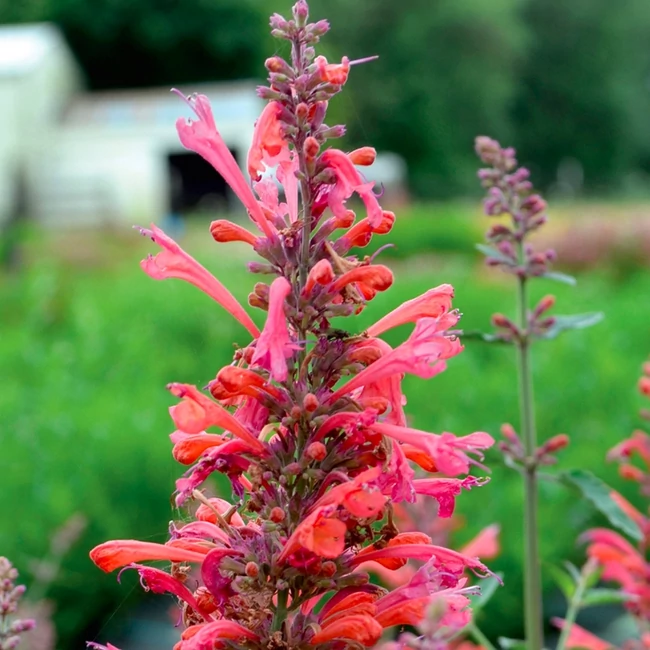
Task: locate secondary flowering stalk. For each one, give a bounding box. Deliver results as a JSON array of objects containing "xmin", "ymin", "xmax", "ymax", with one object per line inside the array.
[
  {"xmin": 89, "ymin": 4, "xmax": 495, "ymax": 649},
  {"xmin": 0, "ymin": 558, "xmax": 35, "ymax": 650},
  {"xmin": 474, "ymin": 138, "xmax": 563, "ymax": 650}
]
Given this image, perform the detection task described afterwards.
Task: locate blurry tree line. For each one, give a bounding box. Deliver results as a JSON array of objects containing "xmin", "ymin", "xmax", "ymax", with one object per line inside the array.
[{"xmin": 4, "ymin": 0, "xmax": 650, "ymax": 197}]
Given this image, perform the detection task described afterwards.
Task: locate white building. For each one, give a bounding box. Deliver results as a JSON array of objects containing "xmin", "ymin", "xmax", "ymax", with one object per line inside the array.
[
  {"xmin": 0, "ymin": 23, "xmax": 406, "ymax": 228},
  {"xmin": 0, "ymin": 23, "xmax": 262, "ymax": 227}
]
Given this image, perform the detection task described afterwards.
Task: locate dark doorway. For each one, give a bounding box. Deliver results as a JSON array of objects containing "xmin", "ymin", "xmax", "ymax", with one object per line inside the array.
[{"xmin": 167, "ymin": 151, "xmax": 234, "ymax": 215}]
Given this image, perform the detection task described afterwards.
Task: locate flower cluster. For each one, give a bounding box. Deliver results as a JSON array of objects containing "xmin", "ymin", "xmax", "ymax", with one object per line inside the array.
[
  {"xmin": 556, "ymin": 361, "xmax": 650, "ymax": 649},
  {"xmin": 0, "ymin": 558, "xmax": 35, "ymax": 650},
  {"xmin": 89, "ymin": 3, "xmax": 494, "ymax": 649}
]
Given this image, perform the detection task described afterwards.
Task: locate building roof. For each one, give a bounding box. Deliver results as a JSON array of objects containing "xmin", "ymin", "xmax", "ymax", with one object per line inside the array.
[{"xmin": 0, "ymin": 23, "xmax": 68, "ymax": 77}]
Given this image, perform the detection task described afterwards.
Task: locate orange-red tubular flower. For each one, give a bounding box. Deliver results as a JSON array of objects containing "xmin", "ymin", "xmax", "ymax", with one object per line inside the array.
[
  {"xmin": 551, "ymin": 619, "xmax": 612, "ymax": 650},
  {"xmin": 167, "ymin": 383, "xmax": 267, "ymax": 455},
  {"xmin": 303, "ymin": 259, "xmax": 335, "ymax": 295},
  {"xmin": 90, "ymin": 540, "xmax": 208, "ymax": 573},
  {"xmin": 138, "ymin": 224, "xmax": 260, "ymax": 338},
  {"xmin": 331, "ymin": 265, "xmax": 393, "ymax": 293},
  {"xmin": 310, "ymin": 614, "xmax": 383, "ymax": 646},
  {"xmin": 171, "ymin": 432, "xmax": 227, "ymax": 465},
  {"xmin": 366, "ymin": 284, "xmax": 455, "ymax": 337},
  {"xmin": 174, "ymin": 91, "xmax": 275, "ymax": 239},
  {"xmin": 247, "ymin": 101, "xmax": 290, "ymax": 181},
  {"xmin": 210, "ymin": 220, "xmax": 259, "ymax": 246},
  {"xmin": 176, "ymin": 620, "xmax": 260, "ymax": 650}
]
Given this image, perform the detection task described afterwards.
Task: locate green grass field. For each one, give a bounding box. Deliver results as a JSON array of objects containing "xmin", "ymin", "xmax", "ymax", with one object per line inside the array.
[{"xmin": 2, "ymin": 204, "xmax": 650, "ymax": 643}]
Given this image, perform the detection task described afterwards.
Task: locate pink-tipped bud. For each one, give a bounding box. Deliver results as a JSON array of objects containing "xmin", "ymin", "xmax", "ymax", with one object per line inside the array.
[
  {"xmin": 270, "ymin": 507, "xmax": 286, "ymax": 523},
  {"xmin": 296, "ymin": 102, "xmax": 309, "ymax": 121},
  {"xmin": 304, "ymin": 136, "xmax": 320, "ymax": 162},
  {"xmin": 620, "ymin": 464, "xmax": 644, "ymax": 482},
  {"xmin": 348, "ymin": 147, "xmax": 376, "ymax": 166},
  {"xmin": 265, "ymin": 57, "xmax": 291, "ymax": 75},
  {"xmin": 533, "ymin": 294, "xmax": 556, "ymax": 318},
  {"xmin": 303, "ymin": 393, "xmax": 319, "ymax": 412},
  {"xmin": 321, "ymin": 561, "xmax": 337, "ymax": 577},
  {"xmin": 303, "ymin": 259, "xmax": 334, "ymax": 295},
  {"xmin": 293, "ymin": 0, "xmax": 309, "ymax": 24},
  {"xmin": 210, "ymin": 220, "xmax": 258, "ymax": 246},
  {"xmin": 501, "ymin": 423, "xmax": 520, "ymax": 445},
  {"xmin": 245, "ymin": 561, "xmax": 260, "ymax": 578},
  {"xmin": 544, "ymin": 434, "xmax": 570, "ymax": 453},
  {"xmin": 305, "ymin": 441, "xmax": 327, "ymax": 461}
]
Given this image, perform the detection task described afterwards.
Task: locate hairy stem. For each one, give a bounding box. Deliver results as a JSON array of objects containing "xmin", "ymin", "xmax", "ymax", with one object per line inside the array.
[{"xmin": 516, "ymin": 269, "xmax": 544, "ymax": 650}]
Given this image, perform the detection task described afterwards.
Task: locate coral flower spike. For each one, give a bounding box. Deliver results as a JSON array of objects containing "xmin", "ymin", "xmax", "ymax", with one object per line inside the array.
[{"xmin": 89, "ymin": 3, "xmax": 493, "ymax": 650}]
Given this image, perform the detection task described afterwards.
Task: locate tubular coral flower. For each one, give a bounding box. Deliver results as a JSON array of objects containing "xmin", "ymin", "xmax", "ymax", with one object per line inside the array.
[
  {"xmin": 348, "ymin": 147, "xmax": 376, "ymax": 166},
  {"xmin": 279, "ymin": 508, "xmax": 348, "ymax": 561},
  {"xmin": 171, "ymin": 432, "xmax": 227, "ymax": 465},
  {"xmin": 168, "ymin": 383, "xmax": 266, "ymax": 454},
  {"xmin": 90, "ymin": 540, "xmax": 208, "ymax": 573},
  {"xmin": 176, "ymin": 620, "xmax": 259, "ymax": 650},
  {"xmin": 370, "ymin": 423, "xmax": 494, "ymax": 476},
  {"xmin": 122, "ymin": 564, "xmax": 214, "ymax": 621},
  {"xmin": 247, "ymin": 101, "xmax": 290, "ymax": 180},
  {"xmin": 311, "ymin": 614, "xmax": 383, "ymax": 646},
  {"xmin": 138, "ymin": 224, "xmax": 259, "ymax": 338},
  {"xmin": 340, "ymin": 211, "xmax": 395, "ymax": 249},
  {"xmin": 315, "ymin": 55, "xmax": 351, "ymax": 85},
  {"xmin": 174, "ymin": 91, "xmax": 275, "ymax": 239},
  {"xmin": 303, "ymin": 259, "xmax": 335, "ymax": 295},
  {"xmin": 328, "ymin": 315, "xmax": 462, "ymax": 404},
  {"xmin": 209, "ymin": 220, "xmax": 259, "ymax": 246},
  {"xmin": 195, "ymin": 498, "xmax": 245, "ymax": 526},
  {"xmin": 412, "ymin": 476, "xmax": 488, "ymax": 517},
  {"xmin": 350, "ymin": 543, "xmax": 493, "ymax": 579},
  {"xmin": 367, "ymin": 284, "xmax": 455, "ymax": 337},
  {"xmin": 320, "ymin": 149, "xmax": 384, "ymax": 228},
  {"xmin": 251, "ymin": 277, "xmax": 297, "ymax": 382},
  {"xmin": 331, "ymin": 265, "xmax": 394, "ymax": 293}
]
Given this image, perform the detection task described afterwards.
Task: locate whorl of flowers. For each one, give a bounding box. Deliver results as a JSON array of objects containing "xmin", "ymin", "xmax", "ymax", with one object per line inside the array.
[{"xmin": 89, "ymin": 3, "xmax": 494, "ymax": 649}]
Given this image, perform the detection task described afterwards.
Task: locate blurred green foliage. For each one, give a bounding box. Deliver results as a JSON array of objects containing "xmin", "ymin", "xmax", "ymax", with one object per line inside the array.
[
  {"xmin": 2, "ymin": 208, "xmax": 650, "ymax": 643},
  {"xmin": 3, "ymin": 0, "xmax": 650, "ymax": 195}
]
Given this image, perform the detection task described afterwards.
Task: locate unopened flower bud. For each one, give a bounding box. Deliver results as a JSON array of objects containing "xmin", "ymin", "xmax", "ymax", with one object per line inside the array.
[
  {"xmin": 284, "ymin": 463, "xmax": 301, "ymax": 476},
  {"xmin": 305, "ymin": 441, "xmax": 327, "ymax": 461},
  {"xmin": 2, "ymin": 635, "xmax": 22, "ymax": 650},
  {"xmin": 318, "ymin": 124, "xmax": 346, "ymax": 140},
  {"xmin": 269, "ymin": 13, "xmax": 289, "ymax": 32},
  {"xmin": 533, "ymin": 295, "xmax": 555, "ymax": 318},
  {"xmin": 321, "ymin": 561, "xmax": 337, "ymax": 577},
  {"xmin": 270, "ymin": 507, "xmax": 285, "ymax": 523},
  {"xmin": 245, "ymin": 562, "xmax": 260, "ymax": 578},
  {"xmin": 309, "ymin": 19, "xmax": 330, "ymax": 36},
  {"xmin": 620, "ymin": 464, "xmax": 644, "ymax": 482},
  {"xmin": 293, "ymin": 0, "xmax": 309, "ymax": 25},
  {"xmin": 265, "ymin": 56, "xmax": 291, "ymax": 75},
  {"xmin": 296, "ymin": 102, "xmax": 309, "ymax": 122},
  {"xmin": 9, "ymin": 619, "xmax": 35, "ymax": 634},
  {"xmin": 303, "ymin": 393, "xmax": 319, "ymax": 412},
  {"xmin": 303, "ymin": 136, "xmax": 320, "ymax": 162},
  {"xmin": 544, "ymin": 434, "xmax": 570, "ymax": 453},
  {"xmin": 501, "ymin": 423, "xmax": 520, "ymax": 445},
  {"xmin": 348, "ymin": 147, "xmax": 376, "ymax": 166}
]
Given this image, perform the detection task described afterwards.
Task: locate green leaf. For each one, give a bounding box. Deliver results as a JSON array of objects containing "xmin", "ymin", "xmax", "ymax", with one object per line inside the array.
[
  {"xmin": 547, "ymin": 564, "xmax": 576, "ymax": 601},
  {"xmin": 541, "ymin": 270, "xmax": 577, "ymax": 286},
  {"xmin": 498, "ymin": 637, "xmax": 527, "ymax": 650},
  {"xmin": 538, "ymin": 312, "xmax": 604, "ymax": 340},
  {"xmin": 469, "ymin": 573, "xmax": 503, "ymax": 611},
  {"xmin": 581, "ymin": 587, "xmax": 635, "ymax": 607},
  {"xmin": 475, "ymin": 243, "xmax": 514, "ymax": 265},
  {"xmin": 559, "ymin": 469, "xmax": 643, "ymax": 541}
]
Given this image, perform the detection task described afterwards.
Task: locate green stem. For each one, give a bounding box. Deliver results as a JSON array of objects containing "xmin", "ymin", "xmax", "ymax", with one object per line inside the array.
[
  {"xmin": 468, "ymin": 623, "xmax": 498, "ymax": 650},
  {"xmin": 516, "ymin": 270, "xmax": 544, "ymax": 650},
  {"xmin": 556, "ymin": 562, "xmax": 593, "ymax": 650},
  {"xmin": 272, "ymin": 589, "xmax": 289, "ymax": 633}
]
